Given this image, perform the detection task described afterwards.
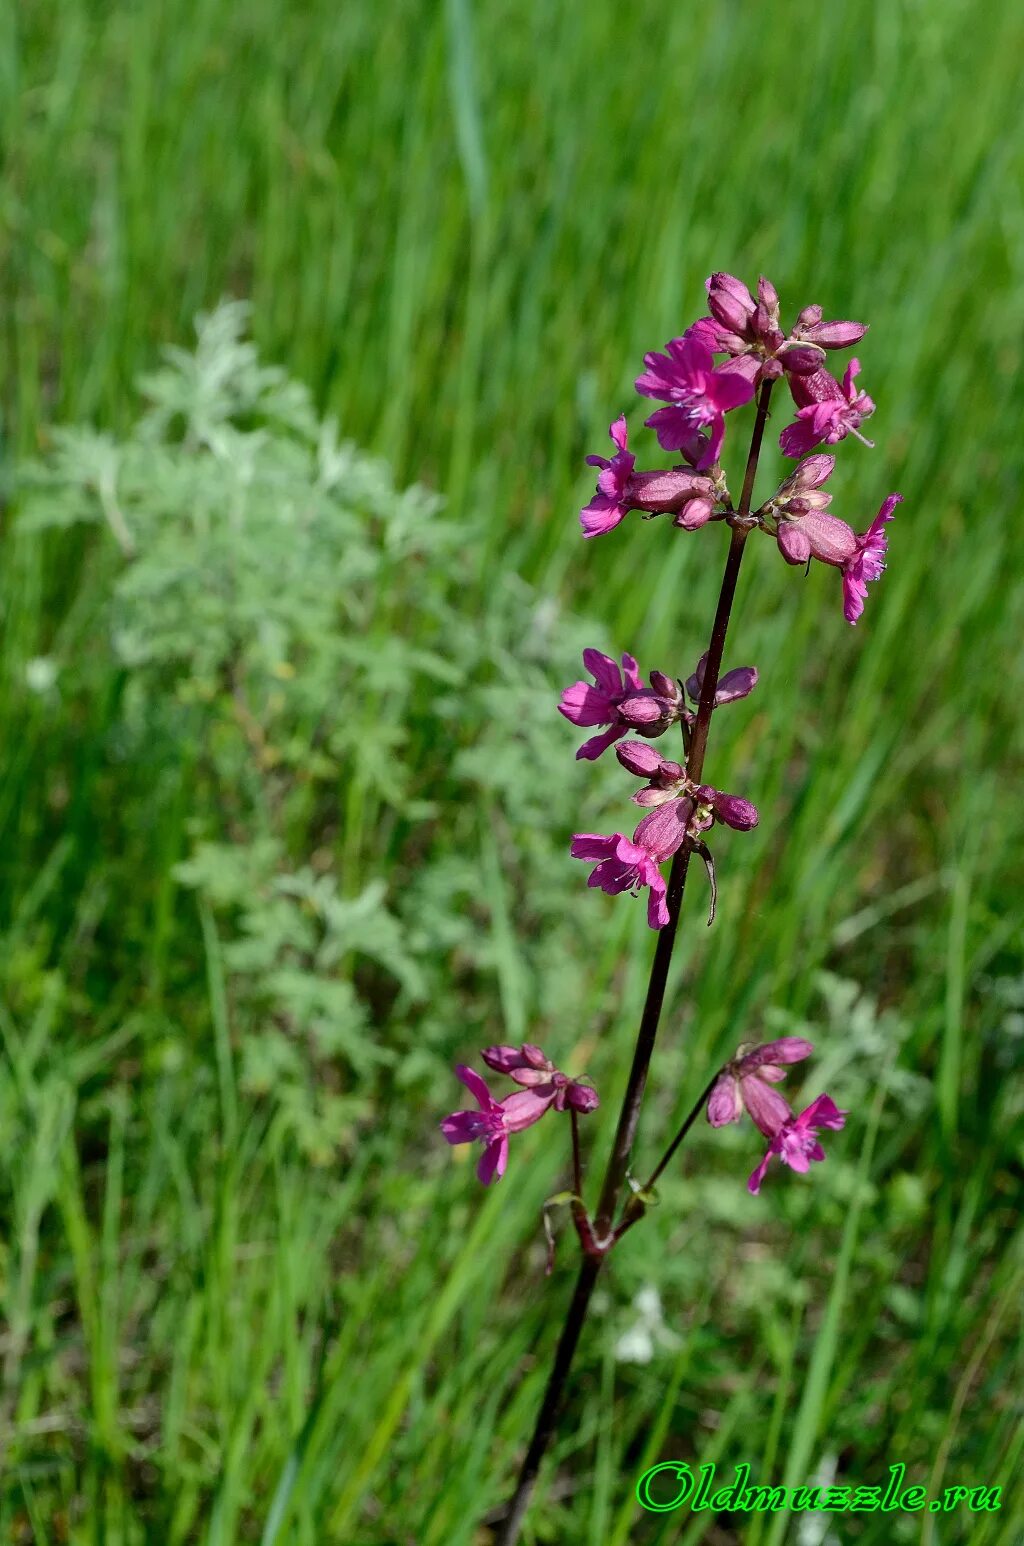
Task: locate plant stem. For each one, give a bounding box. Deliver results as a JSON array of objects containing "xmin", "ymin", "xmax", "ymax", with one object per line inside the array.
[
  {"xmin": 491, "ymin": 1257, "xmax": 601, "ymax": 1546},
  {"xmin": 643, "ymin": 1068, "xmax": 724, "ymax": 1193},
  {"xmin": 570, "ymin": 1107, "xmax": 583, "ymax": 1199},
  {"xmin": 491, "ymin": 381, "xmax": 774, "ymax": 1545}
]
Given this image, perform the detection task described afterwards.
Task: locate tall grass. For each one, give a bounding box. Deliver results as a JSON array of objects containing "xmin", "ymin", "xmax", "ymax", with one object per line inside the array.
[{"xmin": 1, "ymin": 0, "xmax": 1022, "ymax": 1541}]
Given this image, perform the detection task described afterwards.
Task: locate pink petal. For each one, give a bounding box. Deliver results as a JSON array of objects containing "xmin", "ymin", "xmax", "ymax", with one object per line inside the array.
[
  {"xmin": 646, "ymin": 870, "xmax": 669, "ymax": 929},
  {"xmin": 707, "ymin": 367, "xmax": 757, "ymax": 413},
  {"xmin": 580, "ymin": 497, "xmax": 627, "ymax": 538},
  {"xmin": 570, "ymin": 833, "xmax": 619, "ymax": 862},
  {"xmin": 748, "ymin": 1149, "xmax": 774, "ymax": 1194},
  {"xmin": 455, "ymin": 1064, "xmax": 495, "ymax": 1110},
  {"xmin": 800, "ymin": 1093, "xmax": 848, "ymax": 1131},
  {"xmin": 440, "ymin": 1111, "xmax": 482, "ymax": 1145},
  {"xmin": 575, "ymin": 725, "xmax": 623, "ymax": 761},
  {"xmin": 621, "ymin": 652, "xmax": 643, "ymax": 691},
  {"xmin": 582, "ymin": 648, "xmax": 622, "ymax": 695},
  {"xmin": 477, "ymin": 1135, "xmax": 508, "ymax": 1184}
]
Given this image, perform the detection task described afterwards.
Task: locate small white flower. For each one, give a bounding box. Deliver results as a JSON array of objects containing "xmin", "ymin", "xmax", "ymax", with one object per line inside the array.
[
  {"xmin": 614, "ymin": 1285, "xmax": 682, "ymax": 1364},
  {"xmin": 25, "ymin": 657, "xmax": 59, "ymax": 694}
]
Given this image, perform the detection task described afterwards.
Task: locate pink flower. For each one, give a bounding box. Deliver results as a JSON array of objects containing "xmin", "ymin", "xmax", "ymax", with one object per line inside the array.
[
  {"xmin": 747, "ymin": 1094, "xmax": 848, "ymax": 1194},
  {"xmin": 842, "ymin": 494, "xmax": 902, "ymax": 625},
  {"xmin": 440, "ymin": 1065, "xmax": 555, "ymax": 1185},
  {"xmin": 580, "ymin": 416, "xmax": 636, "ymax": 537},
  {"xmin": 570, "ymin": 798, "xmax": 692, "ymax": 930},
  {"xmin": 615, "ymin": 744, "xmax": 759, "ymax": 830},
  {"xmin": 779, "ymin": 359, "xmax": 875, "ymax": 458},
  {"xmin": 573, "ymin": 766, "xmax": 758, "ymax": 930},
  {"xmin": 580, "ymin": 418, "xmax": 720, "ymax": 537},
  {"xmin": 559, "ymin": 648, "xmax": 678, "ymax": 760},
  {"xmin": 481, "ymin": 1043, "xmax": 600, "ymax": 1113},
  {"xmin": 636, "ymin": 331, "xmax": 755, "ymax": 469},
  {"xmin": 776, "ymin": 494, "xmax": 902, "ymax": 625},
  {"xmin": 706, "ymin": 1038, "xmax": 815, "ymax": 1134}
]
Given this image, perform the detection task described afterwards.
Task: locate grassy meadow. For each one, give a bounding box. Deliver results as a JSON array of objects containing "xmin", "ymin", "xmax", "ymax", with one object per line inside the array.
[{"xmin": 1, "ymin": 0, "xmax": 1023, "ymax": 1541}]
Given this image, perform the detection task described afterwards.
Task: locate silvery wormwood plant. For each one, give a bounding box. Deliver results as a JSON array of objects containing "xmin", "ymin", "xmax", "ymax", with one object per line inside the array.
[{"xmin": 438, "ymin": 271, "xmax": 903, "ymax": 1543}]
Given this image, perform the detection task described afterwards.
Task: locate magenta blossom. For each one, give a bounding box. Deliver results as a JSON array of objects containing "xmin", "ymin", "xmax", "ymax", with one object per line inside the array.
[
  {"xmin": 842, "ymin": 494, "xmax": 902, "ymax": 624},
  {"xmin": 776, "ymin": 494, "xmax": 902, "ymax": 624},
  {"xmin": 747, "ymin": 1094, "xmax": 848, "ymax": 1195},
  {"xmin": 440, "ymin": 1065, "xmax": 555, "ymax": 1185},
  {"xmin": 559, "ymin": 648, "xmax": 678, "ymax": 760},
  {"xmin": 580, "ymin": 416, "xmax": 636, "ymax": 537},
  {"xmin": 636, "ymin": 331, "xmax": 755, "ymax": 469},
  {"xmin": 574, "ymin": 769, "xmax": 757, "ymax": 930},
  {"xmin": 615, "ymin": 743, "xmax": 759, "ymax": 830},
  {"xmin": 571, "ymin": 798, "xmax": 692, "ymax": 930},
  {"xmin": 481, "ymin": 1043, "xmax": 600, "ymax": 1113},
  {"xmin": 779, "ymin": 359, "xmax": 875, "ymax": 458},
  {"xmin": 706, "ymin": 1038, "xmax": 815, "ymax": 1135},
  {"xmin": 581, "ymin": 417, "xmax": 720, "ymax": 538}
]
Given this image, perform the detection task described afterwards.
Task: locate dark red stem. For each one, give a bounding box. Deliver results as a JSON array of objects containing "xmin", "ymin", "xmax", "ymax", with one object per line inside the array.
[{"xmin": 491, "ymin": 381, "xmax": 774, "ymax": 1545}]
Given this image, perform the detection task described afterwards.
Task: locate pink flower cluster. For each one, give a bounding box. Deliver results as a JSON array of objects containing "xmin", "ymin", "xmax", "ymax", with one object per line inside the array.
[
  {"xmin": 579, "ymin": 270, "xmax": 903, "ymax": 627},
  {"xmin": 706, "ymin": 1038, "xmax": 847, "ymax": 1193},
  {"xmin": 561, "ymin": 648, "xmax": 758, "ymax": 929},
  {"xmin": 440, "ymin": 1044, "xmax": 599, "ymax": 1184},
  {"xmin": 768, "ymin": 455, "xmax": 903, "ymax": 624}
]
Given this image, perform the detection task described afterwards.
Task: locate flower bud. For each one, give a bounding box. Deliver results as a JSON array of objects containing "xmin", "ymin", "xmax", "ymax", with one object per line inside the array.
[
  {"xmin": 780, "ymin": 345, "xmax": 825, "ymax": 375},
  {"xmin": 616, "ymin": 740, "xmax": 663, "ymax": 777},
  {"xmin": 481, "ymin": 1045, "xmax": 523, "ymax": 1074},
  {"xmin": 752, "ymin": 304, "xmax": 782, "ymax": 348},
  {"xmin": 794, "ymin": 304, "xmax": 823, "ymax": 329},
  {"xmin": 618, "ymin": 691, "xmax": 676, "ymax": 730},
  {"xmin": 674, "ymin": 496, "xmax": 715, "ymax": 530},
  {"xmin": 782, "ymin": 490, "xmax": 832, "ymax": 515},
  {"xmin": 757, "ymin": 275, "xmax": 780, "ymax": 315},
  {"xmin": 800, "ymin": 319, "xmax": 868, "ymax": 348},
  {"xmin": 709, "ymin": 290, "xmax": 756, "ymax": 335},
  {"xmin": 648, "ymin": 669, "xmax": 680, "ymax": 700},
  {"xmin": 708, "ymin": 271, "xmax": 756, "ymax": 304},
  {"xmin": 781, "ymin": 453, "xmax": 836, "ymax": 492},
  {"xmin": 711, "ymin": 791, "xmax": 759, "ymax": 830},
  {"xmin": 744, "ymin": 1037, "xmax": 816, "ymax": 1066},
  {"xmin": 566, "ymin": 1082, "xmax": 600, "ymax": 1113}
]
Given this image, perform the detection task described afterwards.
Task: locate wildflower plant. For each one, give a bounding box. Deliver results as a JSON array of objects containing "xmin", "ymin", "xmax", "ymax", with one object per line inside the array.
[{"xmin": 439, "ymin": 271, "xmax": 903, "ymax": 1543}]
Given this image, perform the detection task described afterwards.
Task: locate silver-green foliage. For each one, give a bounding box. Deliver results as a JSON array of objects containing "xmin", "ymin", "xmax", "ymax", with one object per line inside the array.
[{"xmin": 18, "ymin": 305, "xmax": 604, "ymax": 1158}]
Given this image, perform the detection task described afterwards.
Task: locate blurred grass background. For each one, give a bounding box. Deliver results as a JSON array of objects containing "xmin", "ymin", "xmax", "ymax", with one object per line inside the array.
[{"xmin": 1, "ymin": 0, "xmax": 1023, "ymax": 1541}]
